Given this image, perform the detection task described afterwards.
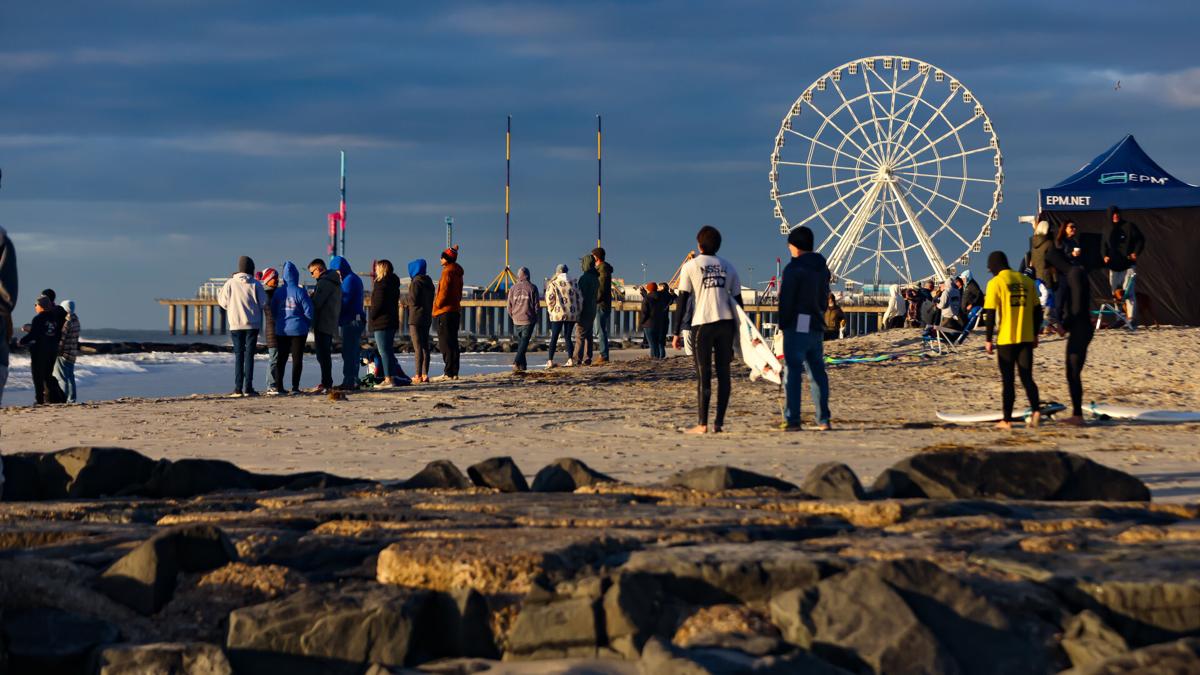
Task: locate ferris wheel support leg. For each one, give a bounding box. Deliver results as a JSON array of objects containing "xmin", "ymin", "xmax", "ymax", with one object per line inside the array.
[
  {"xmin": 889, "ymin": 182, "xmax": 949, "ymax": 282},
  {"xmin": 826, "ymin": 180, "xmax": 885, "ymax": 282}
]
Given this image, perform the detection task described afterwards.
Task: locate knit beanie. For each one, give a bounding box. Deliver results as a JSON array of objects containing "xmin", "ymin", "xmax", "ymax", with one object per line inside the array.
[
  {"xmin": 238, "ymin": 256, "xmax": 255, "ymax": 275},
  {"xmin": 441, "ymin": 245, "xmax": 459, "ymax": 263}
]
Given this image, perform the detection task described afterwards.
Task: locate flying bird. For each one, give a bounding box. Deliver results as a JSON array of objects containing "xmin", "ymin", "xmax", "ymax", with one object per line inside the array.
[{"xmin": 1114, "ymin": 80, "xmax": 1121, "ymax": 91}]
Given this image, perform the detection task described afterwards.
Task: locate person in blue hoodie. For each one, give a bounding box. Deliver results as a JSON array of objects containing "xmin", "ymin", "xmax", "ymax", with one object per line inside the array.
[
  {"xmin": 270, "ymin": 262, "xmax": 313, "ymax": 395},
  {"xmin": 405, "ymin": 258, "xmax": 435, "ymax": 383},
  {"xmin": 330, "ymin": 255, "xmax": 365, "ymax": 390}
]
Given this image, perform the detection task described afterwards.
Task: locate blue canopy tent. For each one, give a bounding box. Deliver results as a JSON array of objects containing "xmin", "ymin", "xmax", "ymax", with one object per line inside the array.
[{"xmin": 1039, "ymin": 135, "xmax": 1200, "ymax": 325}]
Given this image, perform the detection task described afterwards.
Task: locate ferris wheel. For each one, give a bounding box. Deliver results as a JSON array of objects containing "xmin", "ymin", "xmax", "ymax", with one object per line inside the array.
[{"xmin": 769, "ymin": 56, "xmax": 1002, "ymax": 287}]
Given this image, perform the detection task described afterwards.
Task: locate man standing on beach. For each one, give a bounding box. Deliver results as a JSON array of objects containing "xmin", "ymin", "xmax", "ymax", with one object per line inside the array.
[
  {"xmin": 777, "ymin": 226, "xmax": 832, "ymax": 431},
  {"xmin": 218, "ymin": 256, "xmax": 267, "ymax": 397},
  {"xmin": 308, "ymin": 258, "xmax": 342, "ymax": 394},
  {"xmin": 574, "ymin": 255, "xmax": 599, "ymax": 367},
  {"xmin": 330, "ymin": 256, "xmax": 365, "ymax": 390},
  {"xmin": 0, "ymin": 225, "xmax": 17, "ymax": 406},
  {"xmin": 506, "ymin": 266, "xmax": 539, "ymax": 372},
  {"xmin": 19, "ymin": 296, "xmax": 63, "ymax": 405},
  {"xmin": 592, "ymin": 247, "xmax": 614, "ymax": 365},
  {"xmin": 257, "ymin": 268, "xmax": 280, "ymax": 394},
  {"xmin": 1102, "ymin": 205, "xmax": 1144, "ymax": 327},
  {"xmin": 672, "ymin": 225, "xmax": 742, "ymax": 434},
  {"xmin": 983, "ymin": 251, "xmax": 1042, "ymax": 429},
  {"xmin": 433, "ymin": 246, "xmax": 464, "ymax": 380}
]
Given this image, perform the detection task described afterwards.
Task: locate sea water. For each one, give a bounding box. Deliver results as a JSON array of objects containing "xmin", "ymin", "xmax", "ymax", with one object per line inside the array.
[{"xmin": 1, "ymin": 330, "xmax": 515, "ymax": 407}]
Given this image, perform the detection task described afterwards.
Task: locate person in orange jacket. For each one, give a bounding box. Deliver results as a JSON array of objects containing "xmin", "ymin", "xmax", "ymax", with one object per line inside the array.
[{"xmin": 432, "ymin": 245, "xmax": 464, "ymax": 379}]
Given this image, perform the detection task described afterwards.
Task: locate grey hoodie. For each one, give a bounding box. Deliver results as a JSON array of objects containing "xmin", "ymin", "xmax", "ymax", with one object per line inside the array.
[
  {"xmin": 0, "ymin": 226, "xmax": 16, "ymax": 367},
  {"xmin": 506, "ymin": 267, "xmax": 540, "ymax": 326}
]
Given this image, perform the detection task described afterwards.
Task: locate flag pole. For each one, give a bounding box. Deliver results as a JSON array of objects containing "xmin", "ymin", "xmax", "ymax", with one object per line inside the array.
[
  {"xmin": 596, "ymin": 114, "xmax": 602, "ymax": 248},
  {"xmin": 487, "ymin": 115, "xmax": 517, "ymax": 293},
  {"xmin": 338, "ymin": 150, "xmax": 347, "ymax": 257}
]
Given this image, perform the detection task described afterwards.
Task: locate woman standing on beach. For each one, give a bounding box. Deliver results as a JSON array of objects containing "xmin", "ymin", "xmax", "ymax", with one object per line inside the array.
[
  {"xmin": 433, "ymin": 246, "xmax": 464, "ymax": 381},
  {"xmin": 544, "ymin": 264, "xmax": 581, "ymax": 368},
  {"xmin": 406, "ymin": 259, "xmax": 435, "ymax": 383},
  {"xmin": 369, "ymin": 259, "xmax": 401, "ymax": 387},
  {"xmin": 270, "ymin": 262, "xmax": 313, "ymax": 395},
  {"xmin": 56, "ymin": 299, "xmax": 81, "ymax": 403}
]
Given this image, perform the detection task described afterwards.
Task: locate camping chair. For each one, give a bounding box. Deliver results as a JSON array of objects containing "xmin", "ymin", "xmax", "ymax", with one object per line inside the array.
[
  {"xmin": 922, "ymin": 322, "xmax": 960, "ymax": 355},
  {"xmin": 953, "ymin": 306, "xmax": 983, "ymax": 345},
  {"xmin": 1095, "ymin": 270, "xmax": 1137, "ymax": 331}
]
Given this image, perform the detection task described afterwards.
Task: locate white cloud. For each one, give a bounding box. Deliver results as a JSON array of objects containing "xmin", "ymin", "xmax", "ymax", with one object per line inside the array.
[
  {"xmin": 1099, "ymin": 66, "xmax": 1200, "ymax": 109},
  {"xmin": 0, "ymin": 131, "xmax": 412, "ymax": 156}
]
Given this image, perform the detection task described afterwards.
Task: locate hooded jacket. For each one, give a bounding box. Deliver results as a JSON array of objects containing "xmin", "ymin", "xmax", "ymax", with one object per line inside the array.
[
  {"xmin": 576, "ymin": 255, "xmax": 600, "ymax": 325},
  {"xmin": 0, "ymin": 226, "xmax": 16, "ymax": 362},
  {"xmin": 1103, "ymin": 207, "xmax": 1145, "ymax": 271},
  {"xmin": 330, "ymin": 256, "xmax": 365, "ymax": 328},
  {"xmin": 217, "ymin": 257, "xmax": 267, "ymax": 331},
  {"xmin": 545, "ymin": 270, "xmax": 582, "ymax": 322},
  {"xmin": 1047, "ymin": 247, "xmax": 1091, "ymax": 325},
  {"xmin": 507, "ymin": 267, "xmax": 540, "ymax": 326},
  {"xmin": 59, "ymin": 301, "xmax": 81, "ymax": 364},
  {"xmin": 1028, "ymin": 225, "xmax": 1057, "ymax": 285},
  {"xmin": 433, "ymin": 259, "xmax": 464, "ymax": 317},
  {"xmin": 938, "ymin": 282, "xmax": 961, "ymax": 322},
  {"xmin": 406, "ymin": 259, "xmax": 435, "ymax": 327},
  {"xmin": 19, "ymin": 306, "xmax": 63, "ymax": 355},
  {"xmin": 263, "ymin": 285, "xmax": 277, "ymax": 348},
  {"xmin": 778, "ymin": 251, "xmax": 831, "ymax": 334},
  {"xmin": 310, "ymin": 267, "xmax": 342, "ymax": 335},
  {"xmin": 369, "ymin": 270, "xmax": 401, "ymax": 332},
  {"xmin": 961, "ymin": 277, "xmax": 983, "ymax": 311},
  {"xmin": 596, "ymin": 260, "xmax": 614, "ymax": 310},
  {"xmin": 270, "ymin": 262, "xmax": 314, "ymax": 336}
]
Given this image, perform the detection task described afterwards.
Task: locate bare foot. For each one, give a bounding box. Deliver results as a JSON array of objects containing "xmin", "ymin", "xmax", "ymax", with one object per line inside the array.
[
  {"xmin": 816, "ymin": 423, "xmax": 832, "ymax": 431},
  {"xmin": 1028, "ymin": 411, "xmax": 1041, "ymax": 428},
  {"xmin": 1062, "ymin": 415, "xmax": 1085, "ymax": 427},
  {"xmin": 995, "ymin": 420, "xmax": 1013, "ymax": 430},
  {"xmin": 684, "ymin": 424, "xmax": 708, "ymax": 435}
]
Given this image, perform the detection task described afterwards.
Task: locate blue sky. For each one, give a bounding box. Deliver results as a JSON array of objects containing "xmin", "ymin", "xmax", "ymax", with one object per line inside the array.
[{"xmin": 2, "ymin": 0, "xmax": 1198, "ymax": 328}]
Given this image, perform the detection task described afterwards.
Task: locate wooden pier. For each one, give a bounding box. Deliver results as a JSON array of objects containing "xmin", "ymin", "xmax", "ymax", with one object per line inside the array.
[{"xmin": 157, "ymin": 297, "xmax": 885, "ymax": 339}]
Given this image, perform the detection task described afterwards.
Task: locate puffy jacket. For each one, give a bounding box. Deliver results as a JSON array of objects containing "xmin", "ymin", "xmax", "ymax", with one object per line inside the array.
[
  {"xmin": 270, "ymin": 262, "xmax": 314, "ymax": 336},
  {"xmin": 433, "ymin": 261, "xmax": 464, "ymax": 317},
  {"xmin": 0, "ymin": 225, "xmax": 16, "ymax": 363},
  {"xmin": 507, "ymin": 267, "xmax": 540, "ymax": 326},
  {"xmin": 1028, "ymin": 232, "xmax": 1056, "ymax": 285},
  {"xmin": 961, "ymin": 278, "xmax": 983, "ymax": 311},
  {"xmin": 1103, "ymin": 214, "xmax": 1145, "ymax": 271},
  {"xmin": 311, "ymin": 268, "xmax": 342, "ymax": 335},
  {"xmin": 369, "ymin": 272, "xmax": 401, "ymax": 332},
  {"xmin": 545, "ymin": 272, "xmax": 581, "ymax": 322},
  {"xmin": 217, "ymin": 272, "xmax": 267, "ymax": 331},
  {"xmin": 778, "ymin": 251, "xmax": 830, "ymax": 333},
  {"xmin": 576, "ymin": 255, "xmax": 599, "ymax": 325},
  {"xmin": 263, "ymin": 288, "xmax": 277, "ymax": 348},
  {"xmin": 59, "ymin": 310, "xmax": 81, "ymax": 364},
  {"xmin": 406, "ymin": 259, "xmax": 435, "ymax": 328},
  {"xmin": 330, "ymin": 256, "xmax": 365, "ymax": 327},
  {"xmin": 596, "ymin": 260, "xmax": 614, "ymax": 309}
]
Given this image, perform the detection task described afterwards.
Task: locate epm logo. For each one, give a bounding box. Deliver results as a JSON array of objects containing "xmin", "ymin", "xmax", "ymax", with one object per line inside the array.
[{"xmin": 1099, "ymin": 172, "xmax": 1169, "ymax": 186}]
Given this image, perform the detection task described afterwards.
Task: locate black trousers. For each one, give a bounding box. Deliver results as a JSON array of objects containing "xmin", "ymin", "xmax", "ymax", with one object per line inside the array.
[
  {"xmin": 996, "ymin": 342, "xmax": 1038, "ymax": 421},
  {"xmin": 30, "ymin": 349, "xmax": 56, "ymax": 404},
  {"xmin": 274, "ymin": 335, "xmax": 305, "ymax": 392},
  {"xmin": 1065, "ymin": 317, "xmax": 1094, "ymax": 417},
  {"xmin": 437, "ymin": 312, "xmax": 460, "ymax": 377},
  {"xmin": 693, "ymin": 319, "xmax": 736, "ymax": 428},
  {"xmin": 314, "ymin": 331, "xmax": 334, "ymax": 388},
  {"xmin": 410, "ymin": 319, "xmax": 432, "ymax": 378}
]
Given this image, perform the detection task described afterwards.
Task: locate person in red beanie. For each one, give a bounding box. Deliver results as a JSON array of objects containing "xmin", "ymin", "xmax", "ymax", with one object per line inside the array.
[
  {"xmin": 256, "ymin": 268, "xmax": 281, "ymax": 394},
  {"xmin": 433, "ymin": 245, "xmax": 464, "ymax": 380}
]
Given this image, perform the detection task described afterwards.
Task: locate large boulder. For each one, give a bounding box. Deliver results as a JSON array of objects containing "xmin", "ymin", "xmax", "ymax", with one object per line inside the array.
[
  {"xmin": 2, "ymin": 607, "xmax": 119, "ymax": 674},
  {"xmin": 667, "ymin": 466, "xmax": 798, "ymax": 493},
  {"xmin": 800, "ymin": 463, "xmax": 864, "ymax": 501},
  {"xmin": 96, "ymin": 642, "xmax": 233, "ymax": 675},
  {"xmin": 769, "ymin": 559, "xmax": 1049, "ymax": 674},
  {"xmin": 506, "ymin": 580, "xmax": 606, "ymax": 660},
  {"xmin": 403, "ymin": 460, "xmax": 472, "ymax": 490},
  {"xmin": 640, "ymin": 637, "xmax": 849, "ymax": 675},
  {"xmin": 1061, "ymin": 610, "xmax": 1129, "ymax": 671},
  {"xmin": 1064, "ymin": 579, "xmax": 1200, "ymax": 646},
  {"xmin": 1069, "ymin": 637, "xmax": 1200, "ymax": 674},
  {"xmin": 41, "ymin": 447, "xmax": 157, "ymax": 498},
  {"xmin": 139, "ymin": 458, "xmax": 256, "ymax": 498},
  {"xmin": 0, "ymin": 452, "xmax": 44, "ymax": 500},
  {"xmin": 97, "ymin": 525, "xmax": 238, "ymax": 615},
  {"xmin": 467, "ymin": 457, "xmax": 529, "ymax": 492},
  {"xmin": 531, "ymin": 458, "xmax": 615, "ymax": 493},
  {"xmin": 869, "ymin": 450, "xmax": 1150, "ymax": 501}
]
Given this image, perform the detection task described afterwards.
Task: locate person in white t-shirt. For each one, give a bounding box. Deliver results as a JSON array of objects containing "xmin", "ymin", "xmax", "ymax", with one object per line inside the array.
[{"xmin": 671, "ymin": 225, "xmax": 742, "ymax": 434}]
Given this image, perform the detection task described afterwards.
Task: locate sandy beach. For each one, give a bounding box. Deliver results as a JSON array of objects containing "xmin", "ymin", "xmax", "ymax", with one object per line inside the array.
[{"xmin": 4, "ymin": 326, "xmax": 1199, "ymax": 501}]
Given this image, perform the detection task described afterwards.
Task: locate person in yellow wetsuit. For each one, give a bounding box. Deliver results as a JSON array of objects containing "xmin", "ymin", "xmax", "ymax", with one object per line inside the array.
[{"xmin": 983, "ymin": 251, "xmax": 1042, "ymax": 429}]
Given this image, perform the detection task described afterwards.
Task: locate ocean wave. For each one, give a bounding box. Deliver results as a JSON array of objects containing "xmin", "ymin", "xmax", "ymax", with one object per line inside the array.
[{"xmin": 3, "ymin": 351, "xmax": 234, "ymax": 390}]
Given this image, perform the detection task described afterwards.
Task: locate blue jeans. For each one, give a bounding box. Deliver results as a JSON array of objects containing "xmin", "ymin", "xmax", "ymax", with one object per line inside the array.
[
  {"xmin": 231, "ymin": 329, "xmax": 259, "ymax": 393},
  {"xmin": 513, "ymin": 323, "xmax": 534, "ymax": 370},
  {"xmin": 783, "ymin": 329, "xmax": 830, "ymax": 426},
  {"xmin": 265, "ymin": 346, "xmax": 278, "ymax": 389},
  {"xmin": 548, "ymin": 321, "xmax": 574, "ymax": 362},
  {"xmin": 374, "ymin": 328, "xmax": 396, "ymax": 379},
  {"xmin": 644, "ymin": 328, "xmax": 660, "ymax": 358},
  {"xmin": 595, "ymin": 308, "xmax": 611, "ymax": 359},
  {"xmin": 54, "ymin": 358, "xmax": 77, "ymax": 403},
  {"xmin": 341, "ymin": 321, "xmax": 363, "ymax": 388}
]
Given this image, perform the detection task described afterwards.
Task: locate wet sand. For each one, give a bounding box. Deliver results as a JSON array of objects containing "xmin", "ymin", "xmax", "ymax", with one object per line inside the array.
[{"xmin": 3, "ymin": 326, "xmax": 1199, "ymax": 500}]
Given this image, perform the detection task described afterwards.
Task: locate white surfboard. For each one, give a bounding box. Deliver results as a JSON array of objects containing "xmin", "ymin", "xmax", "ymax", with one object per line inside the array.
[
  {"xmin": 735, "ymin": 304, "xmax": 783, "ymax": 385},
  {"xmin": 1087, "ymin": 403, "xmax": 1200, "ymax": 423},
  {"xmin": 936, "ymin": 402, "xmax": 1066, "ymax": 424}
]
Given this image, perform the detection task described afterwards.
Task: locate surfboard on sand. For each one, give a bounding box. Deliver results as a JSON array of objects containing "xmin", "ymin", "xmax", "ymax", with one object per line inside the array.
[
  {"xmin": 826, "ymin": 354, "xmax": 895, "ymax": 365},
  {"xmin": 735, "ymin": 304, "xmax": 783, "ymax": 385},
  {"xmin": 1087, "ymin": 403, "xmax": 1200, "ymax": 423},
  {"xmin": 936, "ymin": 402, "xmax": 1066, "ymax": 424}
]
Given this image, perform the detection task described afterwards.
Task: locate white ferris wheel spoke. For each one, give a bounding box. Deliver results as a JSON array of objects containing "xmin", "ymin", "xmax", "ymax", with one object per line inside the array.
[
  {"xmin": 897, "ymin": 145, "xmax": 993, "ymax": 172},
  {"xmin": 776, "ymin": 173, "xmax": 871, "ymax": 199},
  {"xmin": 827, "ymin": 180, "xmax": 886, "ymax": 280},
  {"xmin": 859, "ymin": 68, "xmax": 891, "ymax": 159},
  {"xmin": 829, "ymin": 78, "xmax": 887, "ymax": 166},
  {"xmin": 882, "ymin": 66, "xmax": 901, "ymax": 164},
  {"xmin": 896, "ymin": 113, "xmax": 982, "ymax": 167},
  {"xmin": 889, "ymin": 182, "xmax": 949, "ymax": 281},
  {"xmin": 793, "ymin": 179, "xmax": 872, "ymax": 229},
  {"xmin": 887, "ymin": 71, "xmax": 932, "ymax": 165},
  {"xmin": 775, "ymin": 161, "xmax": 872, "ymax": 172},
  {"xmin": 898, "ymin": 177, "xmax": 992, "ymax": 219},
  {"xmin": 895, "ymin": 170, "xmax": 995, "ymax": 184},
  {"xmin": 804, "ymin": 99, "xmax": 886, "ymax": 167},
  {"xmin": 816, "ymin": 181, "xmax": 877, "ymax": 251},
  {"xmin": 786, "ymin": 128, "xmax": 872, "ymax": 168},
  {"xmin": 890, "ymin": 88, "xmax": 957, "ymax": 165}
]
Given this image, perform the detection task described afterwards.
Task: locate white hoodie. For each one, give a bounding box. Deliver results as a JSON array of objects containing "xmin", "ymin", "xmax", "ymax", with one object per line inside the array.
[{"xmin": 217, "ymin": 273, "xmax": 267, "ymax": 331}]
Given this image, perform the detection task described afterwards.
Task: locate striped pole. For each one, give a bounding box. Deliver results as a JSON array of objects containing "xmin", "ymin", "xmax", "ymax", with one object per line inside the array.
[
  {"xmin": 505, "ymin": 115, "xmax": 511, "ymax": 269},
  {"xmin": 596, "ymin": 114, "xmax": 602, "ymax": 248},
  {"xmin": 338, "ymin": 150, "xmax": 347, "ymax": 256}
]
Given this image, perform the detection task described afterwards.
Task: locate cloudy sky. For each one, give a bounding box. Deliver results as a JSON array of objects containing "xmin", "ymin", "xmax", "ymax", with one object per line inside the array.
[{"xmin": 2, "ymin": 0, "xmax": 1198, "ymax": 329}]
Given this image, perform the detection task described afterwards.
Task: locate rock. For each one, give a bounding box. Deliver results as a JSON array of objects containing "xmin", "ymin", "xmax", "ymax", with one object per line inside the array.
[
  {"xmin": 41, "ymin": 447, "xmax": 157, "ymax": 498},
  {"xmin": 871, "ymin": 450, "xmax": 1150, "ymax": 501},
  {"xmin": 1066, "ymin": 579, "xmax": 1200, "ymax": 646},
  {"xmin": 671, "ymin": 605, "xmax": 783, "ymax": 656},
  {"xmin": 404, "ymin": 460, "xmax": 472, "ymax": 490},
  {"xmin": 800, "ymin": 463, "xmax": 864, "ymax": 501},
  {"xmin": 1062, "ymin": 610, "xmax": 1129, "ymax": 670},
  {"xmin": 422, "ymin": 588, "xmax": 499, "ymax": 659},
  {"xmin": 604, "ymin": 573, "xmax": 670, "ymax": 658},
  {"xmin": 256, "ymin": 471, "xmax": 364, "ymax": 491},
  {"xmin": 467, "ymin": 457, "xmax": 529, "ymax": 493},
  {"xmin": 0, "ymin": 452, "xmax": 43, "ymax": 500},
  {"xmin": 667, "ymin": 466, "xmax": 798, "ymax": 493},
  {"xmin": 1069, "ymin": 637, "xmax": 1200, "ymax": 674},
  {"xmin": 769, "ymin": 559, "xmax": 1048, "ymax": 674},
  {"xmin": 507, "ymin": 590, "xmax": 603, "ymax": 659},
  {"xmin": 139, "ymin": 458, "xmax": 256, "ymax": 498},
  {"xmin": 639, "ymin": 637, "xmax": 849, "ymax": 675},
  {"xmin": 96, "ymin": 642, "xmax": 233, "ymax": 675},
  {"xmin": 226, "ymin": 583, "xmax": 430, "ymax": 674},
  {"xmin": 2, "ymin": 607, "xmax": 119, "ymax": 674},
  {"xmin": 531, "ymin": 458, "xmax": 616, "ymax": 492},
  {"xmin": 97, "ymin": 525, "xmax": 238, "ymax": 615}
]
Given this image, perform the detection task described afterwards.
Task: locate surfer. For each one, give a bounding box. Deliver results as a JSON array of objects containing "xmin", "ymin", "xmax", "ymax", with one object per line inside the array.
[
  {"xmin": 777, "ymin": 226, "xmax": 832, "ymax": 431},
  {"xmin": 983, "ymin": 251, "xmax": 1042, "ymax": 429},
  {"xmin": 672, "ymin": 225, "xmax": 742, "ymax": 434},
  {"xmin": 1047, "ymin": 247, "xmax": 1093, "ymax": 426}
]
